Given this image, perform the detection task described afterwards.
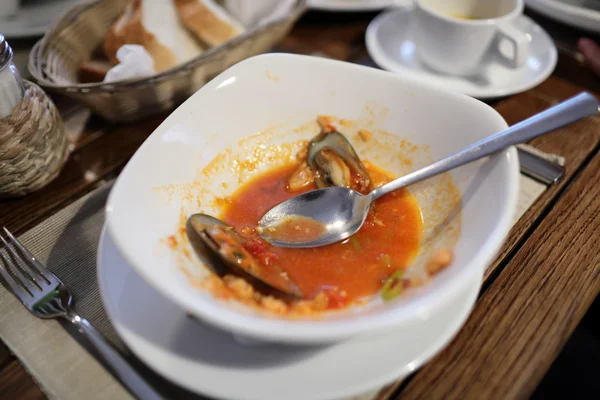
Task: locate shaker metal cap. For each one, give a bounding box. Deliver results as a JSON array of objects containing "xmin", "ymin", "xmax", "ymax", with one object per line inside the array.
[{"xmin": 0, "ymin": 33, "xmax": 13, "ymax": 69}]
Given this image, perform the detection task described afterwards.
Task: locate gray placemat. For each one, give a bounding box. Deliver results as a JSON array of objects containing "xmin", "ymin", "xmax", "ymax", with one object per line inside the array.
[{"xmin": 0, "ymin": 182, "xmax": 206, "ymax": 400}]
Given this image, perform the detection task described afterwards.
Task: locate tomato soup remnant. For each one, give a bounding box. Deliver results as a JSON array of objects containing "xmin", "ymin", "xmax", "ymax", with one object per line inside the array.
[{"xmin": 218, "ymin": 162, "xmax": 424, "ymax": 310}]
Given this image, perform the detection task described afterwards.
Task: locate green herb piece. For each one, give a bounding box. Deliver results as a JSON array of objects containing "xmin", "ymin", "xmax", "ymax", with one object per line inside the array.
[
  {"xmin": 350, "ymin": 236, "xmax": 362, "ymax": 252},
  {"xmin": 381, "ymin": 269, "xmax": 405, "ymax": 301},
  {"xmin": 379, "ymin": 254, "xmax": 392, "ymax": 268}
]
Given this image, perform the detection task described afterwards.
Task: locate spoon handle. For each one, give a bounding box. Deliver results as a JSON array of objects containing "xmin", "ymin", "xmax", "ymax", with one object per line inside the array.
[{"xmin": 371, "ymin": 92, "xmax": 598, "ymax": 200}]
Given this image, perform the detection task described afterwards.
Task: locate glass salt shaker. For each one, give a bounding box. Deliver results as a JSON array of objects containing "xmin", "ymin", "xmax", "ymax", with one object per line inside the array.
[
  {"xmin": 0, "ymin": 33, "xmax": 24, "ymax": 118},
  {"xmin": 0, "ymin": 33, "xmax": 69, "ymax": 199}
]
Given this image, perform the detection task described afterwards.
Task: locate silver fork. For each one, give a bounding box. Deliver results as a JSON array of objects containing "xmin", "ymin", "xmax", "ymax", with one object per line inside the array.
[{"xmin": 0, "ymin": 227, "xmax": 162, "ymax": 400}]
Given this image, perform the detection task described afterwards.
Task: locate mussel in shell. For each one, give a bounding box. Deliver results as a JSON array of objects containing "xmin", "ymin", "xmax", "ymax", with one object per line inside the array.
[
  {"xmin": 307, "ymin": 130, "xmax": 372, "ymax": 194},
  {"xmin": 186, "ymin": 213, "xmax": 303, "ymax": 300}
]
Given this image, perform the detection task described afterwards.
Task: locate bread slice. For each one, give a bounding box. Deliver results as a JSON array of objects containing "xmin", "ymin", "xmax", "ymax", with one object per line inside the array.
[
  {"xmin": 104, "ymin": 0, "xmax": 204, "ymax": 72},
  {"xmin": 79, "ymin": 59, "xmax": 111, "ymax": 83},
  {"xmin": 103, "ymin": 1, "xmax": 137, "ymax": 66},
  {"xmin": 175, "ymin": 0, "xmax": 244, "ymax": 47}
]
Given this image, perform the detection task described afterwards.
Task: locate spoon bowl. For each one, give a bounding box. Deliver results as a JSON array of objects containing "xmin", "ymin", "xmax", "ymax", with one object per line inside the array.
[
  {"xmin": 259, "ymin": 92, "xmax": 599, "ymax": 248},
  {"xmin": 258, "ymin": 187, "xmax": 372, "ymax": 248}
]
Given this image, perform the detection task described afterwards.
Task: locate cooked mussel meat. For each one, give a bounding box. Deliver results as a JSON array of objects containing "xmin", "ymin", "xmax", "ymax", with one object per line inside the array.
[
  {"xmin": 187, "ymin": 213, "xmax": 303, "ymax": 300},
  {"xmin": 287, "ymin": 163, "xmax": 315, "ymax": 192},
  {"xmin": 307, "ymin": 130, "xmax": 372, "ymax": 194}
]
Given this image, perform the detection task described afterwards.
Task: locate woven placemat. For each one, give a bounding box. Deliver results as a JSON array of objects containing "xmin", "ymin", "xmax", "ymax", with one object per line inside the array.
[{"xmin": 0, "ymin": 162, "xmax": 557, "ymax": 399}]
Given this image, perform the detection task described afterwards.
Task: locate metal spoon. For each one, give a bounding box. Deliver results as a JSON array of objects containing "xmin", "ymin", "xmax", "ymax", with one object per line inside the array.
[{"xmin": 258, "ymin": 92, "xmax": 599, "ymax": 248}]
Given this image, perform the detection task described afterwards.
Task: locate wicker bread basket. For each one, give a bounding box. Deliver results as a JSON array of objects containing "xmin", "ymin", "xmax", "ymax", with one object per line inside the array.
[{"xmin": 28, "ymin": 0, "xmax": 306, "ymax": 122}]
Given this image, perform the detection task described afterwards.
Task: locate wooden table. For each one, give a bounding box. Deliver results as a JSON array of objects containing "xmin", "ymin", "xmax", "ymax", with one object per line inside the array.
[{"xmin": 1, "ymin": 8, "xmax": 600, "ymax": 400}]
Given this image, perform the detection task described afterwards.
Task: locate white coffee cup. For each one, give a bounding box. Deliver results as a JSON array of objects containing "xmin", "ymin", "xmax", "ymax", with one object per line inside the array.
[
  {"xmin": 0, "ymin": 0, "xmax": 20, "ymax": 19},
  {"xmin": 412, "ymin": 0, "xmax": 529, "ymax": 76}
]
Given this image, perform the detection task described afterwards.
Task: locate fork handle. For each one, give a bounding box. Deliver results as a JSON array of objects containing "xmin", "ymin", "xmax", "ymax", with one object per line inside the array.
[{"xmin": 67, "ymin": 313, "xmax": 163, "ymax": 400}]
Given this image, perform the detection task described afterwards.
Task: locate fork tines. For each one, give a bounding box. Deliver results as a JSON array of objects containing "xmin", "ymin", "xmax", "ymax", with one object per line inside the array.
[{"xmin": 0, "ymin": 227, "xmax": 55, "ymax": 300}]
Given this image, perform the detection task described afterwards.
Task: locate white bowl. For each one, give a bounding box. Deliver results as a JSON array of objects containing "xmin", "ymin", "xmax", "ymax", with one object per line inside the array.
[{"xmin": 106, "ymin": 53, "xmax": 519, "ymax": 345}]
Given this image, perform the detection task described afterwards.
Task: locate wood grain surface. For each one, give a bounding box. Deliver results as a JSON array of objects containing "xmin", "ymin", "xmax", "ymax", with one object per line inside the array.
[
  {"xmin": 0, "ymin": 343, "xmax": 9, "ymax": 368},
  {"xmin": 396, "ymin": 151, "xmax": 600, "ymax": 400},
  {"xmin": 0, "ymin": 360, "xmax": 44, "ymax": 400},
  {"xmin": 1, "ymin": 7, "xmax": 600, "ymax": 400},
  {"xmin": 483, "ymin": 84, "xmax": 600, "ymax": 283}
]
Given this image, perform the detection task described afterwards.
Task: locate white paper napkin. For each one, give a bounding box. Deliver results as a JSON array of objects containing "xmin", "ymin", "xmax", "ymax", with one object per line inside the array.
[{"xmin": 103, "ymin": 45, "xmax": 155, "ymax": 83}]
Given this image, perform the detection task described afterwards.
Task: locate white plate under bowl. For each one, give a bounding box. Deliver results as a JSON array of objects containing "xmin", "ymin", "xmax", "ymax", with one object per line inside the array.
[
  {"xmin": 106, "ymin": 53, "xmax": 519, "ymax": 344},
  {"xmin": 98, "ymin": 225, "xmax": 482, "ymax": 400},
  {"xmin": 526, "ymin": 0, "xmax": 600, "ymax": 34},
  {"xmin": 366, "ymin": 8, "xmax": 558, "ymax": 99}
]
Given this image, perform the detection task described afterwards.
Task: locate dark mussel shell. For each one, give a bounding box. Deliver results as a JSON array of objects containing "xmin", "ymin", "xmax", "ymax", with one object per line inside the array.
[
  {"xmin": 186, "ymin": 213, "xmax": 303, "ymax": 300},
  {"xmin": 307, "ymin": 130, "xmax": 372, "ymax": 193}
]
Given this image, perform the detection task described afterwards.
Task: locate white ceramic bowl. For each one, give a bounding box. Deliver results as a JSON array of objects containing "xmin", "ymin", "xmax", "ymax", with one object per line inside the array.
[{"xmin": 106, "ymin": 53, "xmax": 519, "ymax": 344}]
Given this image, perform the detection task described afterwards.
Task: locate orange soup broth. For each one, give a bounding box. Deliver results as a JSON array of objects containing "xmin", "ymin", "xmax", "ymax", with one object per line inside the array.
[{"xmin": 220, "ymin": 163, "xmax": 423, "ymax": 305}]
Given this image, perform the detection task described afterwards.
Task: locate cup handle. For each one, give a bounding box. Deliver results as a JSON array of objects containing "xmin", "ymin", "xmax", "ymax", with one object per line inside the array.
[{"xmin": 496, "ymin": 23, "xmax": 529, "ymax": 68}]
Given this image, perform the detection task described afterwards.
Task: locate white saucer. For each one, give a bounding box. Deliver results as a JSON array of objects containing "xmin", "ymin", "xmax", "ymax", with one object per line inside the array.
[
  {"xmin": 0, "ymin": 0, "xmax": 83, "ymax": 39},
  {"xmin": 97, "ymin": 225, "xmax": 482, "ymax": 400},
  {"xmin": 526, "ymin": 0, "xmax": 600, "ymax": 34},
  {"xmin": 366, "ymin": 8, "xmax": 558, "ymax": 99},
  {"xmin": 308, "ymin": 0, "xmax": 411, "ymax": 12}
]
